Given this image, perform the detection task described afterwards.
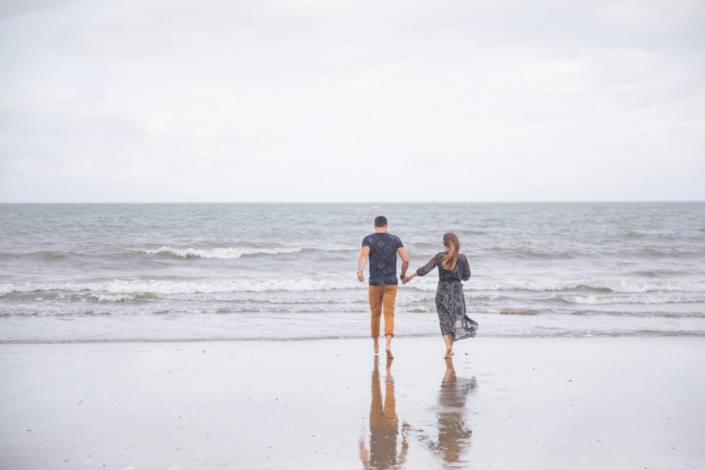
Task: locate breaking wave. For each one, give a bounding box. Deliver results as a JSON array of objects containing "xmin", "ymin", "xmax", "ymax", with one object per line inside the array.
[
  {"xmin": 559, "ymin": 293, "xmax": 704, "ymax": 305},
  {"xmin": 132, "ymin": 246, "xmax": 301, "ymax": 259},
  {"xmin": 2, "ymin": 278, "xmax": 704, "ymax": 297},
  {"xmin": 0, "ymin": 279, "xmax": 358, "ymax": 296},
  {"xmin": 410, "ymin": 279, "xmax": 705, "ymax": 293}
]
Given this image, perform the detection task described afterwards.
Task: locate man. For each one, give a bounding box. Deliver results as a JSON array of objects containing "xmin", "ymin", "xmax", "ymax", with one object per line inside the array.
[{"xmin": 357, "ymin": 216, "xmax": 409, "ymax": 358}]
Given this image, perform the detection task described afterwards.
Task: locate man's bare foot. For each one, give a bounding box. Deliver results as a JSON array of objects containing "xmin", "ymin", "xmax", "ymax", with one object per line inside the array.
[
  {"xmin": 444, "ymin": 347, "xmax": 453, "ymax": 358},
  {"xmin": 386, "ymin": 348, "xmax": 394, "ymax": 359},
  {"xmin": 373, "ymin": 340, "xmax": 379, "ymax": 354}
]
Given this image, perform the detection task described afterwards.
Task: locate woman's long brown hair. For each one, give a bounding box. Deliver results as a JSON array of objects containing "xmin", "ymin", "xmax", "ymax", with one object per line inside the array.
[{"xmin": 442, "ymin": 233, "xmax": 460, "ymax": 270}]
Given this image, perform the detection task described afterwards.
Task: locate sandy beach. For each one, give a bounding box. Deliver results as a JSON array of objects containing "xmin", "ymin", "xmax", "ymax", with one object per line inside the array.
[{"xmin": 1, "ymin": 336, "xmax": 703, "ymax": 469}]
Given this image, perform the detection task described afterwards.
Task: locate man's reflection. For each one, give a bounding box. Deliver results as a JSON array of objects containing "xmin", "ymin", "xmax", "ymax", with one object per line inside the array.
[
  {"xmin": 359, "ymin": 356, "xmax": 408, "ymax": 469},
  {"xmin": 416, "ymin": 357, "xmax": 476, "ymax": 464}
]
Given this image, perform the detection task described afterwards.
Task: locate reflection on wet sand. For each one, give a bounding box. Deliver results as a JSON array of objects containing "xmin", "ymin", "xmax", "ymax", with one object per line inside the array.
[
  {"xmin": 415, "ymin": 357, "xmax": 477, "ymax": 465},
  {"xmin": 359, "ymin": 356, "xmax": 409, "ymax": 470}
]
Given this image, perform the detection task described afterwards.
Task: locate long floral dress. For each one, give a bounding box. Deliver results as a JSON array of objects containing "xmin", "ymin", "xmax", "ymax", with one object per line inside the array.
[{"xmin": 416, "ymin": 252, "xmax": 478, "ymax": 341}]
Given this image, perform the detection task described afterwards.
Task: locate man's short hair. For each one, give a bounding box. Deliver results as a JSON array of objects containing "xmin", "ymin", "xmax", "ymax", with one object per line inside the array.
[{"xmin": 374, "ymin": 216, "xmax": 388, "ymax": 227}]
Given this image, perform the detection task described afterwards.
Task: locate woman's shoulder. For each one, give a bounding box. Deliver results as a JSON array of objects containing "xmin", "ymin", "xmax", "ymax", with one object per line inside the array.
[{"xmin": 429, "ymin": 252, "xmax": 444, "ymax": 263}]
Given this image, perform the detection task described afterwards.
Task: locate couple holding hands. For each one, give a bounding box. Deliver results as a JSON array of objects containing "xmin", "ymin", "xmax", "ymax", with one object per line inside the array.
[{"xmin": 357, "ymin": 216, "xmax": 478, "ymax": 359}]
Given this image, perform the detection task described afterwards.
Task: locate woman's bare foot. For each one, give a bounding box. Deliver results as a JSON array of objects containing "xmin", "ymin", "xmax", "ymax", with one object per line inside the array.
[
  {"xmin": 442, "ymin": 334, "xmax": 454, "ymax": 359},
  {"xmin": 386, "ymin": 348, "xmax": 394, "ymax": 359}
]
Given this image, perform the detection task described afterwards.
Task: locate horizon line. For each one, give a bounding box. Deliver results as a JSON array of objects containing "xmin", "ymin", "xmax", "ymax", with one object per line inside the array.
[{"xmin": 1, "ymin": 200, "xmax": 704, "ymax": 204}]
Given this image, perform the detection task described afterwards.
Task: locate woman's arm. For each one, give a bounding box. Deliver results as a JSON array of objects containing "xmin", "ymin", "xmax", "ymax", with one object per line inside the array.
[
  {"xmin": 417, "ymin": 253, "xmax": 440, "ymax": 277},
  {"xmin": 461, "ymin": 254, "xmax": 471, "ymax": 281},
  {"xmin": 403, "ymin": 254, "xmax": 440, "ymax": 284}
]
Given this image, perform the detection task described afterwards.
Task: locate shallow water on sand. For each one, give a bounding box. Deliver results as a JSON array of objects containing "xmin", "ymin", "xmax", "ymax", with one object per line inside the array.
[
  {"xmin": 2, "ymin": 338, "xmax": 704, "ymax": 469},
  {"xmin": 1, "ymin": 203, "xmax": 704, "ymax": 342}
]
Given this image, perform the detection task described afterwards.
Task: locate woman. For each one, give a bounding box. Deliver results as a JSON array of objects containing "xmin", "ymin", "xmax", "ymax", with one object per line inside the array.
[{"xmin": 403, "ymin": 233, "xmax": 478, "ymax": 358}]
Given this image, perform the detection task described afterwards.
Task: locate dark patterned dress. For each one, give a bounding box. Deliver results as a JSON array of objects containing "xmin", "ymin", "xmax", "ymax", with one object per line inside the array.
[{"xmin": 416, "ymin": 253, "xmax": 478, "ymax": 341}]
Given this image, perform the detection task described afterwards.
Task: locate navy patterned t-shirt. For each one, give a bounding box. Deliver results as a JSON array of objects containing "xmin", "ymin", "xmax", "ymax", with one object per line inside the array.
[{"xmin": 362, "ymin": 233, "xmax": 404, "ymax": 286}]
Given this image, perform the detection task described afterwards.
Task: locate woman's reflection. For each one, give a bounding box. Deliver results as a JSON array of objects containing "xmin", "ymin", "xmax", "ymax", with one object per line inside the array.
[
  {"xmin": 416, "ymin": 357, "xmax": 476, "ymax": 465},
  {"xmin": 359, "ymin": 356, "xmax": 409, "ymax": 469}
]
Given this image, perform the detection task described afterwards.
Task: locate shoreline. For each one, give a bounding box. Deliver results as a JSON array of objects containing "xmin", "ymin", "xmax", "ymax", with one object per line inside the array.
[
  {"xmin": 3, "ymin": 330, "xmax": 705, "ymax": 345},
  {"xmin": 2, "ymin": 309, "xmax": 704, "ymax": 344}
]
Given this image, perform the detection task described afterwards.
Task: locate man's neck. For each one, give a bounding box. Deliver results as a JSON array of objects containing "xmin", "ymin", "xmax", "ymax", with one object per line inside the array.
[{"xmin": 375, "ymin": 228, "xmax": 387, "ymax": 233}]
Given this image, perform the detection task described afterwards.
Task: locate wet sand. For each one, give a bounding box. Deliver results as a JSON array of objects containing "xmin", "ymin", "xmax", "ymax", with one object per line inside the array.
[{"xmin": 1, "ymin": 337, "xmax": 704, "ymax": 469}]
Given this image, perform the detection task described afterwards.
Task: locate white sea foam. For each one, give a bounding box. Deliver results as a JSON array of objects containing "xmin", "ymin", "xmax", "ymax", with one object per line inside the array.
[
  {"xmin": 92, "ymin": 293, "xmax": 135, "ymax": 302},
  {"xmin": 0, "ymin": 279, "xmax": 359, "ymax": 296},
  {"xmin": 2, "ymin": 278, "xmax": 705, "ymax": 296},
  {"xmin": 132, "ymin": 246, "xmax": 301, "ymax": 259},
  {"xmin": 559, "ymin": 294, "xmax": 704, "ymax": 305},
  {"xmin": 410, "ymin": 279, "xmax": 705, "ymax": 293}
]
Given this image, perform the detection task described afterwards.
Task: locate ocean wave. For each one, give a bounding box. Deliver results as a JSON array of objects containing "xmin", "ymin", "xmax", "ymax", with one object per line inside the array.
[
  {"xmin": 132, "ymin": 246, "xmax": 301, "ymax": 259},
  {"xmin": 0, "ymin": 279, "xmax": 359, "ymax": 296},
  {"xmin": 482, "ymin": 247, "xmax": 578, "ymax": 259},
  {"xmin": 300, "ymin": 247, "xmax": 357, "ymax": 254},
  {"xmin": 0, "ymin": 250, "xmax": 70, "ymax": 260},
  {"xmin": 558, "ymin": 293, "xmax": 704, "ymax": 305},
  {"xmin": 410, "ymin": 279, "xmax": 705, "ymax": 293},
  {"xmin": 3, "ymin": 278, "xmax": 704, "ymax": 298},
  {"xmin": 497, "ymin": 308, "xmax": 540, "ymax": 315},
  {"xmin": 2, "ymin": 302, "xmax": 704, "ymax": 319},
  {"xmin": 565, "ymin": 309, "xmax": 705, "ymax": 318},
  {"xmin": 468, "ymin": 244, "xmax": 705, "ymax": 259},
  {"xmin": 477, "ymin": 307, "xmax": 705, "ymax": 318},
  {"xmin": 91, "ymin": 292, "xmax": 160, "ymax": 302}
]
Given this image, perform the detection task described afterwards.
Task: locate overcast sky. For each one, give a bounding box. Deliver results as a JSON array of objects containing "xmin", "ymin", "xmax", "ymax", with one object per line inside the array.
[{"xmin": 0, "ymin": 0, "xmax": 703, "ymax": 202}]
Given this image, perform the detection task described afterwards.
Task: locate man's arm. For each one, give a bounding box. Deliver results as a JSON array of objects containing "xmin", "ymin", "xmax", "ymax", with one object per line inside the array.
[
  {"xmin": 358, "ymin": 246, "xmax": 370, "ymax": 282},
  {"xmin": 397, "ymin": 247, "xmax": 409, "ymax": 279}
]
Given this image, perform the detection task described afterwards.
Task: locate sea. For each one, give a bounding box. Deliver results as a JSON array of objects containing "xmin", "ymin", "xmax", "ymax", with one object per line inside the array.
[{"xmin": 1, "ymin": 203, "xmax": 704, "ymax": 343}]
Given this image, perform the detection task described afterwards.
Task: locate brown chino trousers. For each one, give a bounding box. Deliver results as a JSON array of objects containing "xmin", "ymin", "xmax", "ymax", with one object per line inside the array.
[{"xmin": 368, "ymin": 285, "xmax": 398, "ymax": 338}]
